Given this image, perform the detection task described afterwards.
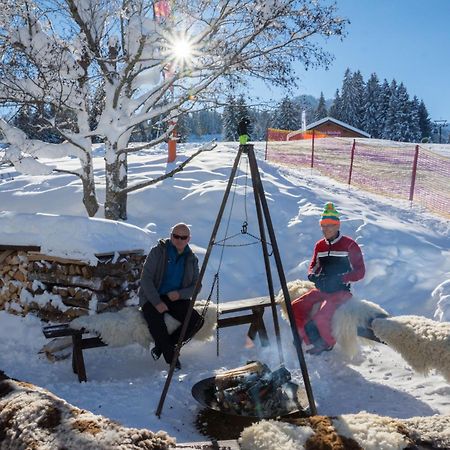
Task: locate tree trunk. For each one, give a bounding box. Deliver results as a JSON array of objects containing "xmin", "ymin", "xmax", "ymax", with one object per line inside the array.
[
  {"xmin": 104, "ymin": 143, "xmax": 128, "ymax": 220},
  {"xmin": 81, "ymin": 154, "xmax": 99, "ymax": 217}
]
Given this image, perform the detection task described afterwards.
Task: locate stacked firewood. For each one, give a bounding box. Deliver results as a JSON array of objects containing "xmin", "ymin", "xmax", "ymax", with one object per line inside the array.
[
  {"xmin": 0, "ymin": 250, "xmax": 29, "ymax": 309},
  {"xmin": 213, "ymin": 361, "xmax": 299, "ymax": 418},
  {"xmin": 0, "ymin": 248, "xmax": 146, "ymax": 322}
]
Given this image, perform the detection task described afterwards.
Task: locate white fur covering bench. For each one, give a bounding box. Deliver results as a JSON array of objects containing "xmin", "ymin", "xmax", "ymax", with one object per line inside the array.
[
  {"xmin": 70, "ymin": 301, "xmax": 217, "ymax": 348},
  {"xmin": 42, "ymin": 301, "xmax": 217, "ymax": 382},
  {"xmin": 280, "ymin": 280, "xmax": 450, "ymax": 382}
]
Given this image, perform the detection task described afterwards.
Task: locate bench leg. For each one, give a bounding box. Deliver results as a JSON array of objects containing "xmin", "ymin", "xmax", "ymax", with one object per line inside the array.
[
  {"xmin": 72, "ymin": 334, "xmax": 87, "ymax": 382},
  {"xmin": 248, "ymin": 307, "xmax": 269, "ymax": 347}
]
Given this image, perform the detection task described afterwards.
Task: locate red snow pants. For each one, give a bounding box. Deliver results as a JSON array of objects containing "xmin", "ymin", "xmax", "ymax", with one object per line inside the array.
[{"xmin": 292, "ymin": 288, "xmax": 352, "ymax": 346}]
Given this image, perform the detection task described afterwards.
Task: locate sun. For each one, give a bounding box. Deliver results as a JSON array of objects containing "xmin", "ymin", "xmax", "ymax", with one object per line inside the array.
[
  {"xmin": 164, "ymin": 31, "xmax": 198, "ymax": 68},
  {"xmin": 171, "ymin": 38, "xmax": 193, "ymax": 61}
]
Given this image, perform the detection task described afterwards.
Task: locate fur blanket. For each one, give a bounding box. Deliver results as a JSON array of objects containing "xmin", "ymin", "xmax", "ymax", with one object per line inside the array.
[
  {"xmin": 0, "ymin": 371, "xmax": 175, "ymax": 450},
  {"xmin": 70, "ymin": 301, "xmax": 217, "ymax": 348},
  {"xmin": 239, "ymin": 413, "xmax": 450, "ymax": 450},
  {"xmin": 277, "ymin": 280, "xmax": 389, "ymax": 358},
  {"xmin": 372, "ymin": 315, "xmax": 450, "ymax": 382}
]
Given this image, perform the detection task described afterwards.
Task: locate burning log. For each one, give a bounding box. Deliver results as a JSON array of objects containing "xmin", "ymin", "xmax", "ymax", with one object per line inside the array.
[{"xmin": 213, "ymin": 362, "xmax": 300, "ymax": 418}]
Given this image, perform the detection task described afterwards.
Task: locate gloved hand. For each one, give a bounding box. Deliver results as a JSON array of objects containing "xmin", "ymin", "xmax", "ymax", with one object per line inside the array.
[
  {"xmin": 307, "ymin": 273, "xmax": 320, "ymax": 283},
  {"xmin": 308, "ymin": 273, "xmax": 324, "ymax": 289},
  {"xmin": 319, "ymin": 274, "xmax": 346, "ymax": 293}
]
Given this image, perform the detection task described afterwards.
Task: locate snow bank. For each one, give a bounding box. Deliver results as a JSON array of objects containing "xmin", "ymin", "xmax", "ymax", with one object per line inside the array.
[{"xmin": 0, "ymin": 211, "xmax": 153, "ymax": 264}]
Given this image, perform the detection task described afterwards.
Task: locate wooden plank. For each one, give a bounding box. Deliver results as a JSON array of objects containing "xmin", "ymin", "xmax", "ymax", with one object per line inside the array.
[
  {"xmin": 218, "ymin": 314, "xmax": 255, "ymax": 328},
  {"xmin": 218, "ymin": 296, "xmax": 273, "ymax": 314},
  {"xmin": 27, "ymin": 249, "xmax": 144, "ymax": 264},
  {"xmin": 27, "ymin": 252, "xmax": 88, "ymax": 265},
  {"xmin": 0, "ymin": 244, "xmax": 40, "ymax": 251},
  {"xmin": 94, "ymin": 248, "xmax": 145, "ymax": 257},
  {"xmin": 42, "ymin": 324, "xmax": 84, "ymax": 338},
  {"xmin": 80, "ymin": 337, "xmax": 107, "ymax": 350}
]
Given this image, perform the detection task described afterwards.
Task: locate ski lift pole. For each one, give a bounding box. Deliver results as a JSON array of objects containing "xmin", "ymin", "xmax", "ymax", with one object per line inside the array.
[
  {"xmin": 246, "ymin": 145, "xmax": 317, "ymax": 416},
  {"xmin": 155, "ymin": 146, "xmax": 245, "ymax": 417}
]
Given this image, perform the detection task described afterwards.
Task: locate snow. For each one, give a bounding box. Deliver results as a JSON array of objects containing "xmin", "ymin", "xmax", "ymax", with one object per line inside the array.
[
  {"xmin": 0, "ymin": 211, "xmax": 153, "ymax": 264},
  {"xmin": 0, "ymin": 142, "xmax": 449, "ymax": 446}
]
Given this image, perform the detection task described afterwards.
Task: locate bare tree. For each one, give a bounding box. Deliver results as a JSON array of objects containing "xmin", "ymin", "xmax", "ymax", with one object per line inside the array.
[{"xmin": 0, "ymin": 0, "xmax": 346, "ymax": 220}]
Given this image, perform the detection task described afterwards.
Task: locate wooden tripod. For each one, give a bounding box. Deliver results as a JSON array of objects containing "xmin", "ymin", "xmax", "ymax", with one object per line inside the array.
[{"xmin": 156, "ymin": 144, "xmax": 317, "ymax": 417}]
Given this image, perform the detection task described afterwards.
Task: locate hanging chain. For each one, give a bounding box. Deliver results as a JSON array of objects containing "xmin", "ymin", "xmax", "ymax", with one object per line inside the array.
[
  {"xmin": 243, "ymin": 156, "xmax": 249, "ymax": 224},
  {"xmin": 216, "ymin": 274, "xmax": 220, "ymax": 357}
]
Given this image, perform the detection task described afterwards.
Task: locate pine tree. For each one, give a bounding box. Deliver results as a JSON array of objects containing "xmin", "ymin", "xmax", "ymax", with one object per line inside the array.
[
  {"xmin": 382, "ymin": 79, "xmax": 399, "ymax": 140},
  {"xmin": 406, "ymin": 96, "xmax": 422, "ymax": 143},
  {"xmin": 328, "ymin": 89, "xmax": 342, "ymax": 120},
  {"xmin": 236, "ymin": 94, "xmax": 253, "ymax": 137},
  {"xmin": 362, "ymin": 73, "xmax": 381, "ymax": 138},
  {"xmin": 339, "ymin": 68, "xmax": 357, "ymax": 126},
  {"xmin": 273, "ymin": 96, "xmax": 300, "ymax": 130},
  {"xmin": 314, "ymin": 92, "xmax": 328, "ymax": 121},
  {"xmin": 395, "ymin": 82, "xmax": 412, "ymax": 141},
  {"xmin": 222, "ymin": 95, "xmax": 239, "ymax": 141},
  {"xmin": 176, "ymin": 113, "xmax": 189, "ymax": 143},
  {"xmin": 352, "ymin": 70, "xmax": 365, "ymax": 129},
  {"xmin": 376, "ymin": 81, "xmax": 390, "ymax": 137},
  {"xmin": 418, "ymin": 100, "xmax": 432, "ymax": 142}
]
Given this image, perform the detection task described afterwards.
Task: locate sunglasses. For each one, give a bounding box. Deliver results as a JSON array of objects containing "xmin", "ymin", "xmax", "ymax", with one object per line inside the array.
[{"xmin": 172, "ymin": 233, "xmax": 189, "ymax": 240}]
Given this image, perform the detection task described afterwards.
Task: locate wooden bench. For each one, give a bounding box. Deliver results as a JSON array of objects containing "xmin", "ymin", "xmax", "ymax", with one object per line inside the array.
[
  {"xmin": 217, "ymin": 296, "xmax": 276, "ymax": 346},
  {"xmin": 42, "ymin": 296, "xmax": 278, "ymax": 382},
  {"xmin": 43, "ymin": 323, "xmax": 106, "ymax": 382}
]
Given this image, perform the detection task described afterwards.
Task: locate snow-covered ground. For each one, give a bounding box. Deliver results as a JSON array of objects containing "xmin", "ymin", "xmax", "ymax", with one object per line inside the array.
[{"xmin": 0, "ymin": 142, "xmax": 449, "ymax": 444}]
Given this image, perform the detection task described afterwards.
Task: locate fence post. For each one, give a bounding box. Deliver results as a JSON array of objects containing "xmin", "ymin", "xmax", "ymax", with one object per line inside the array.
[
  {"xmin": 264, "ymin": 128, "xmax": 269, "ymax": 161},
  {"xmin": 311, "ymin": 130, "xmax": 315, "ymax": 168},
  {"xmin": 348, "ymin": 139, "xmax": 356, "ymax": 185},
  {"xmin": 409, "ymin": 145, "xmax": 419, "ymax": 202}
]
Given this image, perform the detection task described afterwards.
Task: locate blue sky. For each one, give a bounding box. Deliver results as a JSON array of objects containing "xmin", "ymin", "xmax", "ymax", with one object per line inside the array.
[{"xmin": 258, "ymin": 0, "xmax": 450, "ymax": 121}]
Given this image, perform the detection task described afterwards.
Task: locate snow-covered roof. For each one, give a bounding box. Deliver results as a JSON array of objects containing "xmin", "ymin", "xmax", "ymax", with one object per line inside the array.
[{"xmin": 306, "ymin": 116, "xmax": 371, "ymax": 138}]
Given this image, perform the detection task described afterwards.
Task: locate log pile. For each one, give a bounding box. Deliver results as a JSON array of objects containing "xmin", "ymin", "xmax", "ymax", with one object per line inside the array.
[
  {"xmin": 0, "ymin": 249, "xmax": 30, "ymax": 309},
  {"xmin": 0, "ymin": 247, "xmax": 146, "ymax": 322}
]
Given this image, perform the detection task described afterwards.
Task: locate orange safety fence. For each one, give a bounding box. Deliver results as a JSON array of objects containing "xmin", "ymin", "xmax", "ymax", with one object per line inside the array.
[{"xmin": 265, "ymin": 129, "xmax": 450, "ymax": 219}]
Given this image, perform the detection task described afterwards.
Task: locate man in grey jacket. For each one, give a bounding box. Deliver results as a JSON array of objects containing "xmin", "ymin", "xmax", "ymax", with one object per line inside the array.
[{"xmin": 139, "ymin": 223, "xmax": 202, "ymax": 370}]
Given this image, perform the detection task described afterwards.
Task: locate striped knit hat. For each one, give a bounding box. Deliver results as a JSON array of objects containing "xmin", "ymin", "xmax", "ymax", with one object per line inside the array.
[{"xmin": 320, "ymin": 202, "xmax": 340, "ymax": 225}]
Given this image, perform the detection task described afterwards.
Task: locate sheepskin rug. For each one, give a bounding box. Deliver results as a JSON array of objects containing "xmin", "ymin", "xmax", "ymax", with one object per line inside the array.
[
  {"xmin": 239, "ymin": 413, "xmax": 450, "ymax": 450},
  {"xmin": 0, "ymin": 370, "xmax": 175, "ymax": 450},
  {"xmin": 277, "ymin": 280, "xmax": 389, "ymax": 358},
  {"xmin": 70, "ymin": 300, "xmax": 217, "ymax": 348},
  {"xmin": 371, "ymin": 315, "xmax": 450, "ymax": 382}
]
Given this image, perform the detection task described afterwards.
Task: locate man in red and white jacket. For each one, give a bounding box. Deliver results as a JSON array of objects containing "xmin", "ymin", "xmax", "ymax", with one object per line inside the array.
[{"xmin": 292, "ymin": 202, "xmax": 365, "ymax": 355}]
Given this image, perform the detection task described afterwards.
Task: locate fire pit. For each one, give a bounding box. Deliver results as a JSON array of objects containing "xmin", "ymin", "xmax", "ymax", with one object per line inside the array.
[{"xmin": 192, "ymin": 361, "xmax": 308, "ymax": 420}]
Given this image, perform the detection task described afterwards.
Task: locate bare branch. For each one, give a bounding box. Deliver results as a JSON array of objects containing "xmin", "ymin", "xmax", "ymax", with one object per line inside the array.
[{"xmin": 122, "ymin": 141, "xmax": 217, "ymax": 195}]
